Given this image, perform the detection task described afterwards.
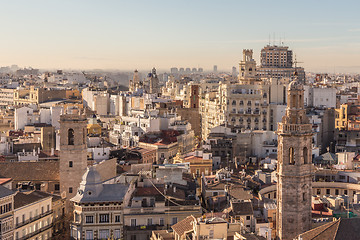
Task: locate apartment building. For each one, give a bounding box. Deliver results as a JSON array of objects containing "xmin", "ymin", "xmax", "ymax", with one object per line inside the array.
[
  {"xmin": 0, "ymin": 88, "xmax": 15, "ymax": 108},
  {"xmin": 13, "ymin": 191, "xmax": 53, "ymax": 240},
  {"xmin": 0, "ymin": 185, "xmax": 15, "ymax": 240},
  {"xmin": 70, "ymin": 167, "xmax": 132, "ymax": 240}
]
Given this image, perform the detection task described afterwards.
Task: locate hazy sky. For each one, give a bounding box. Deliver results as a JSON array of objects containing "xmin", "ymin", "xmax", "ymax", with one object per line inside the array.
[{"xmin": 1, "ymin": 0, "xmax": 360, "ymax": 73}]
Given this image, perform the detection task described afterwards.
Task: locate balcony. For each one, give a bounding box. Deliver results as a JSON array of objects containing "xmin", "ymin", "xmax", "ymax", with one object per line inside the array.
[
  {"xmin": 18, "ymin": 223, "xmax": 53, "ymax": 240},
  {"xmin": 277, "ymin": 123, "xmax": 312, "ymax": 134},
  {"xmin": 124, "ymin": 224, "xmax": 165, "ymax": 231},
  {"xmin": 15, "ymin": 210, "xmax": 53, "ymax": 229}
]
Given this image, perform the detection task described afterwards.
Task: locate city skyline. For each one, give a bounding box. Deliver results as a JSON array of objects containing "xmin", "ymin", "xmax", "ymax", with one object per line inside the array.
[{"xmin": 1, "ymin": 0, "xmax": 360, "ymax": 73}]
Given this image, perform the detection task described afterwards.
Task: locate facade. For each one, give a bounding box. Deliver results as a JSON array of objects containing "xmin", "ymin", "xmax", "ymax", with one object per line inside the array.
[
  {"xmin": 70, "ymin": 167, "xmax": 131, "ymax": 240},
  {"xmin": 258, "ymin": 45, "xmax": 305, "ymax": 83},
  {"xmin": 13, "ymin": 87, "xmax": 67, "ymax": 106},
  {"xmin": 13, "ymin": 191, "xmax": 53, "ymax": 240},
  {"xmin": 304, "ymin": 86, "xmax": 336, "ymax": 108},
  {"xmin": 260, "ymin": 45, "xmax": 293, "ymax": 68},
  {"xmin": 200, "ymin": 50, "xmax": 287, "ymax": 140},
  {"xmin": 0, "ymin": 185, "xmax": 15, "ymax": 240},
  {"xmin": 0, "ymin": 88, "xmax": 14, "ymax": 108},
  {"xmin": 59, "ymin": 114, "xmax": 88, "ymax": 210},
  {"xmin": 276, "ymin": 77, "xmax": 313, "ymax": 240},
  {"xmin": 123, "ymin": 179, "xmax": 201, "ymax": 240}
]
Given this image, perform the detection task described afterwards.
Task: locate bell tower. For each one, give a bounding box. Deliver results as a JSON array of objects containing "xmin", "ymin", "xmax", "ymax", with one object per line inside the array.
[
  {"xmin": 276, "ymin": 75, "xmax": 313, "ymax": 240},
  {"xmin": 59, "ymin": 113, "xmax": 88, "ymax": 209}
]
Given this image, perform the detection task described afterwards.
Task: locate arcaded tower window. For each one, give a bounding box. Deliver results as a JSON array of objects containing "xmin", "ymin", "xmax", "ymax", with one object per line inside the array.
[{"xmin": 68, "ymin": 128, "xmax": 74, "ymax": 145}]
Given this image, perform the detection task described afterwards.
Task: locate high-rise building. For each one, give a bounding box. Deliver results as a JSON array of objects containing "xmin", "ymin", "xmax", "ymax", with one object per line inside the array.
[
  {"xmin": 276, "ymin": 76, "xmax": 313, "ymax": 239},
  {"xmin": 59, "ymin": 113, "xmax": 88, "ymax": 210},
  {"xmin": 170, "ymin": 67, "xmax": 178, "ymax": 74},
  {"xmin": 261, "ymin": 45, "xmax": 293, "ymax": 68},
  {"xmin": 213, "ymin": 65, "xmax": 218, "ymax": 73},
  {"xmin": 258, "ymin": 45, "xmax": 305, "ymax": 83}
]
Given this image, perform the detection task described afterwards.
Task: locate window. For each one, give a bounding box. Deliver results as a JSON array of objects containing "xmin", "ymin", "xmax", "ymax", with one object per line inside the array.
[
  {"xmin": 99, "ymin": 214, "xmax": 109, "ymax": 223},
  {"xmin": 41, "ymin": 206, "xmax": 44, "ymax": 214},
  {"xmin": 317, "ymin": 189, "xmax": 321, "ymax": 195},
  {"xmin": 115, "ymin": 215, "xmax": 121, "ymax": 223},
  {"xmin": 99, "ymin": 230, "xmax": 109, "ymax": 239},
  {"xmin": 86, "ymin": 216, "xmax": 94, "ymax": 223},
  {"xmin": 335, "ymin": 189, "xmax": 339, "ymax": 195},
  {"xmin": 172, "ymin": 217, "xmax": 177, "ymax": 225},
  {"xmin": 47, "ymin": 205, "xmax": 50, "ymax": 212},
  {"xmin": 303, "ymin": 147, "xmax": 308, "ymax": 164},
  {"xmin": 55, "ymin": 184, "xmax": 60, "ymax": 191},
  {"xmin": 326, "ymin": 189, "xmax": 330, "ymax": 195},
  {"xmin": 246, "ymin": 216, "xmax": 250, "ymax": 220},
  {"xmin": 69, "ymin": 187, "xmax": 73, "ymax": 193},
  {"xmin": 147, "ymin": 218, "xmax": 153, "ymax": 226},
  {"xmin": 344, "ymin": 190, "xmax": 348, "ymax": 195},
  {"xmin": 131, "ymin": 219, "xmax": 136, "ymax": 227},
  {"xmin": 69, "ymin": 161, "xmax": 73, "ymax": 167},
  {"xmin": 160, "ymin": 218, "xmax": 164, "ymax": 226},
  {"xmin": 289, "ymin": 147, "xmax": 294, "ymax": 165},
  {"xmin": 85, "ymin": 230, "xmax": 93, "ymax": 240},
  {"xmin": 68, "ymin": 128, "xmax": 74, "ymax": 145},
  {"xmin": 114, "ymin": 229, "xmax": 121, "ymax": 240}
]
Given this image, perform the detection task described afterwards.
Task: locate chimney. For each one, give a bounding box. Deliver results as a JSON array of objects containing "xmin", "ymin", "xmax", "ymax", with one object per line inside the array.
[{"xmin": 37, "ymin": 147, "xmax": 40, "ymax": 154}]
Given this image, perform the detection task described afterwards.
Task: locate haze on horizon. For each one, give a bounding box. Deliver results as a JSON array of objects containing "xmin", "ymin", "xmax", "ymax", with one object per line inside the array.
[{"xmin": 1, "ymin": 0, "xmax": 360, "ymax": 73}]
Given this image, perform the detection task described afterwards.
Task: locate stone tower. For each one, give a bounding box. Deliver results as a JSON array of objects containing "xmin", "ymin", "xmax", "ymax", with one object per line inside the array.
[
  {"xmin": 276, "ymin": 75, "xmax": 313, "ymax": 240},
  {"xmin": 148, "ymin": 67, "xmax": 160, "ymax": 94},
  {"xmin": 129, "ymin": 69, "xmax": 141, "ymax": 92},
  {"xmin": 238, "ymin": 49, "xmax": 258, "ymax": 84},
  {"xmin": 59, "ymin": 113, "xmax": 88, "ymax": 209}
]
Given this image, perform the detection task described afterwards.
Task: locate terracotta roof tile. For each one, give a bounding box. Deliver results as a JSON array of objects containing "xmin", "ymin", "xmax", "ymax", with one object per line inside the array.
[{"xmin": 171, "ymin": 215, "xmax": 195, "ymax": 237}]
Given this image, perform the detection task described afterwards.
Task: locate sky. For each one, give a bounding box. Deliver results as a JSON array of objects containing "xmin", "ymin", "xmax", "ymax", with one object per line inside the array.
[{"xmin": 0, "ymin": 0, "xmax": 360, "ymax": 73}]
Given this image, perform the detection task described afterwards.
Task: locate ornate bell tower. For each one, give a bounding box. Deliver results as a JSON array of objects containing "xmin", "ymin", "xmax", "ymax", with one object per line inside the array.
[{"xmin": 276, "ymin": 75, "xmax": 313, "ymax": 240}]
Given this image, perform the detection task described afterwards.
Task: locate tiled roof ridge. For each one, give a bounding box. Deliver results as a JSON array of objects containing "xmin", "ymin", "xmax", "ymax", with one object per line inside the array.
[{"xmin": 303, "ymin": 218, "xmax": 340, "ymax": 240}]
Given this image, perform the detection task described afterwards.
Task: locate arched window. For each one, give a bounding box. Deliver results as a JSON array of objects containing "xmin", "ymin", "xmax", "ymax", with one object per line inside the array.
[
  {"xmin": 303, "ymin": 147, "xmax": 308, "ymax": 164},
  {"xmin": 289, "ymin": 147, "xmax": 295, "ymax": 165},
  {"xmin": 68, "ymin": 128, "xmax": 74, "ymax": 145}
]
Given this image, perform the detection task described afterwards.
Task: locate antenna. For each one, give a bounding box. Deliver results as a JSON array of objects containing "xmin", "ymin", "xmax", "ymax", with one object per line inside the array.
[
  {"xmin": 273, "ymin": 32, "xmax": 275, "ymax": 45},
  {"xmin": 293, "ymin": 55, "xmax": 303, "ymax": 68}
]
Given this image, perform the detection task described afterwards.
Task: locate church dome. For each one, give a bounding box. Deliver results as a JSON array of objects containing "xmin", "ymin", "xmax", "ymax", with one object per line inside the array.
[
  {"xmin": 82, "ymin": 166, "xmax": 102, "ymax": 185},
  {"xmin": 288, "ymin": 80, "xmax": 303, "ymax": 91}
]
